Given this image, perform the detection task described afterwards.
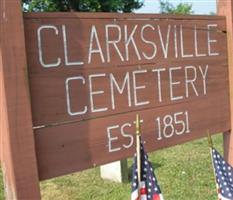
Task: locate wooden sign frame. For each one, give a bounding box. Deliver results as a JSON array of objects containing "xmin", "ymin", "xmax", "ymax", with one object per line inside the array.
[
  {"xmin": 0, "ymin": 1, "xmax": 41, "ymax": 199},
  {"xmin": 218, "ymin": 0, "xmax": 233, "ymax": 166},
  {"xmin": 0, "ymin": 0, "xmax": 232, "ymax": 199}
]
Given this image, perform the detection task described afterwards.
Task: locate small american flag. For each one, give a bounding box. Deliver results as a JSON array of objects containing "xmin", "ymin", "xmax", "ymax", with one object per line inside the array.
[
  {"xmin": 211, "ymin": 148, "xmax": 233, "ymax": 200},
  {"xmin": 131, "ymin": 139, "xmax": 164, "ymax": 200}
]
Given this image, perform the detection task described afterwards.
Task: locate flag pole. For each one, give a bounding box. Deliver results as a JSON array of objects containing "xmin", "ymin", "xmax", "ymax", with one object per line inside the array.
[
  {"xmin": 207, "ymin": 130, "xmax": 213, "ymax": 149},
  {"xmin": 136, "ymin": 114, "xmax": 141, "ymax": 197},
  {"xmin": 207, "ymin": 130, "xmax": 219, "ymax": 200},
  {"xmin": 207, "ymin": 130, "xmax": 214, "ymax": 171}
]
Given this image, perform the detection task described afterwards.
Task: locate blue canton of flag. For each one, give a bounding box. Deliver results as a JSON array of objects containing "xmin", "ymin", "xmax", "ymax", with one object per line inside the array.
[
  {"xmin": 212, "ymin": 148, "xmax": 233, "ymax": 200},
  {"xmin": 131, "ymin": 139, "xmax": 164, "ymax": 200}
]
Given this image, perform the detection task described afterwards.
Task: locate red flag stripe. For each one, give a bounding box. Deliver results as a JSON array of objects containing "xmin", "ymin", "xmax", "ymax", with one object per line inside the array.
[
  {"xmin": 140, "ymin": 187, "xmax": 147, "ymax": 195},
  {"xmin": 153, "ymin": 194, "xmax": 161, "ymax": 200}
]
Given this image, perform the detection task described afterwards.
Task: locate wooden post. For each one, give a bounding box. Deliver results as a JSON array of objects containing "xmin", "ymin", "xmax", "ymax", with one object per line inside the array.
[
  {"xmin": 0, "ymin": 1, "xmax": 41, "ymax": 199},
  {"xmin": 218, "ymin": 0, "xmax": 233, "ymax": 165}
]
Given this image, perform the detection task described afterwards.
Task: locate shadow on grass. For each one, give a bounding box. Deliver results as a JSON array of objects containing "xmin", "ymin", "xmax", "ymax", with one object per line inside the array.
[{"xmin": 151, "ymin": 162, "xmax": 162, "ymax": 170}]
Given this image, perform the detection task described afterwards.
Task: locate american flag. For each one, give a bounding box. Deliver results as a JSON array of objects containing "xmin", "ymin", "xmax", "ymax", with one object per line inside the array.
[
  {"xmin": 131, "ymin": 139, "xmax": 164, "ymax": 200},
  {"xmin": 211, "ymin": 147, "xmax": 233, "ymax": 200}
]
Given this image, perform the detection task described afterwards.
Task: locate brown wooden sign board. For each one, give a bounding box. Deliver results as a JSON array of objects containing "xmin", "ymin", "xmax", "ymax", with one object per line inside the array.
[
  {"xmin": 0, "ymin": 1, "xmax": 232, "ymax": 198},
  {"xmin": 23, "ymin": 13, "xmax": 230, "ymax": 180}
]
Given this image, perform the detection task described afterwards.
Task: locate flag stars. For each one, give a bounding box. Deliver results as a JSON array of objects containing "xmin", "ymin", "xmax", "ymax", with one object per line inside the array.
[
  {"xmin": 212, "ymin": 148, "xmax": 233, "ymax": 199},
  {"xmin": 131, "ymin": 140, "xmax": 163, "ymax": 200}
]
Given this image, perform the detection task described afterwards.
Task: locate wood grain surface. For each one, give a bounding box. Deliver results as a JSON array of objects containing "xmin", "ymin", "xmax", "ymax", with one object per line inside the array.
[
  {"xmin": 0, "ymin": 1, "xmax": 41, "ymax": 198},
  {"xmin": 218, "ymin": 0, "xmax": 233, "ymax": 165},
  {"xmin": 23, "ymin": 13, "xmax": 230, "ymax": 180}
]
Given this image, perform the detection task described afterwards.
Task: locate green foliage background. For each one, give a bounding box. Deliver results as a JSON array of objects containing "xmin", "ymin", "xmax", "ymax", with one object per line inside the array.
[
  {"xmin": 22, "ymin": 0, "xmax": 144, "ymax": 12},
  {"xmin": 160, "ymin": 0, "xmax": 193, "ymax": 14},
  {"xmin": 23, "ymin": 0, "xmax": 194, "ymax": 14}
]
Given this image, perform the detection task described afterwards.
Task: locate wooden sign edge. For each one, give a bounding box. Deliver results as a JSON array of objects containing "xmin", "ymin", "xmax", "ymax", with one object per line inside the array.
[
  {"xmin": 0, "ymin": 0, "xmax": 41, "ymax": 199},
  {"xmin": 23, "ymin": 11, "xmax": 226, "ymax": 20}
]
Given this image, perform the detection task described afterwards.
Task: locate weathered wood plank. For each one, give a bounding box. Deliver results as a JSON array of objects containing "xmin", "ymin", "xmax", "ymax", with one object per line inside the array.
[
  {"xmin": 218, "ymin": 0, "xmax": 233, "ymax": 165},
  {"xmin": 0, "ymin": 1, "xmax": 41, "ymax": 199},
  {"xmin": 35, "ymin": 93, "xmax": 230, "ymax": 180},
  {"xmin": 23, "ymin": 13, "xmax": 230, "ymax": 180},
  {"xmin": 24, "ymin": 12, "xmax": 226, "ymax": 20},
  {"xmin": 24, "ymin": 16, "xmax": 228, "ymax": 126},
  {"xmin": 28, "ymin": 59, "xmax": 228, "ymax": 126}
]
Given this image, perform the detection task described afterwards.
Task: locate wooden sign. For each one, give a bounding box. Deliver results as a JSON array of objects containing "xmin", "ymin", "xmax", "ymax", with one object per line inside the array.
[
  {"xmin": 22, "ymin": 13, "xmax": 230, "ymax": 180},
  {"xmin": 1, "ymin": 0, "xmax": 233, "ymax": 198}
]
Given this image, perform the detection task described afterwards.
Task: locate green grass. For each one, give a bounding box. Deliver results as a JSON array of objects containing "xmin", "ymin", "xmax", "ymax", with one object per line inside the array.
[
  {"xmin": 0, "ymin": 134, "xmax": 223, "ymax": 199},
  {"xmin": 0, "ymin": 169, "xmax": 4, "ymax": 200}
]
